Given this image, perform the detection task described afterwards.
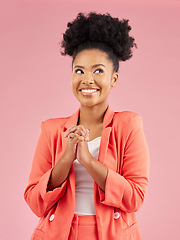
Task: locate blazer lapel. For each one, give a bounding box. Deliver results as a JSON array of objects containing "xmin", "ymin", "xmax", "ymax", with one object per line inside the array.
[
  {"xmin": 98, "ymin": 106, "xmax": 114, "ymax": 166},
  {"xmin": 98, "ymin": 127, "xmax": 111, "ymax": 166},
  {"xmin": 60, "ymin": 108, "xmax": 80, "ymax": 153}
]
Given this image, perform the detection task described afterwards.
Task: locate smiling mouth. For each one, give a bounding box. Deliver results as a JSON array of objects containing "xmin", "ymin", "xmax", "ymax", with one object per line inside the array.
[
  {"xmin": 81, "ymin": 89, "xmax": 98, "ymax": 93},
  {"xmin": 79, "ymin": 88, "xmax": 100, "ymax": 96}
]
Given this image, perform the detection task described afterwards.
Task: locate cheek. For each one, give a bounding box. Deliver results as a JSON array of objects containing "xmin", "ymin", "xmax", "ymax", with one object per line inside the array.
[
  {"xmin": 71, "ymin": 76, "xmax": 78, "ymax": 87},
  {"xmin": 71, "ymin": 78, "xmax": 80, "ymax": 94},
  {"xmin": 100, "ymin": 78, "xmax": 112, "ymax": 89}
]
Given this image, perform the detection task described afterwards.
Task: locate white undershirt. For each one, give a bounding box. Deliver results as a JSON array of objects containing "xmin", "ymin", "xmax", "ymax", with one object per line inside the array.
[{"xmin": 74, "ymin": 136, "xmax": 101, "ymax": 215}]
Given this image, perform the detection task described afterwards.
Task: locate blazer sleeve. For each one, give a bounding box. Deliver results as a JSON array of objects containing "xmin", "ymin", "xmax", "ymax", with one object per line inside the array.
[
  {"xmin": 98, "ymin": 114, "xmax": 150, "ymax": 213},
  {"xmin": 24, "ymin": 121, "xmax": 68, "ymax": 217}
]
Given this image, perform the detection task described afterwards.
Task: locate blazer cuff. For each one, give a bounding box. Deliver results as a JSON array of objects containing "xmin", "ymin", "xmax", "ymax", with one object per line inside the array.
[
  {"xmin": 98, "ymin": 168, "xmax": 125, "ymax": 206},
  {"xmin": 39, "ymin": 169, "xmax": 68, "ymax": 203}
]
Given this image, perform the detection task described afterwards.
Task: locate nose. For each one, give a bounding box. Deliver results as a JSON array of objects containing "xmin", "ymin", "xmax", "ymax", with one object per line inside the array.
[{"xmin": 81, "ymin": 72, "xmax": 94, "ymax": 85}]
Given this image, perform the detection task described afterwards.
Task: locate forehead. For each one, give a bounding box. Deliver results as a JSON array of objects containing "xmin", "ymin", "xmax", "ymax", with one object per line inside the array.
[{"xmin": 73, "ymin": 49, "xmax": 112, "ymax": 67}]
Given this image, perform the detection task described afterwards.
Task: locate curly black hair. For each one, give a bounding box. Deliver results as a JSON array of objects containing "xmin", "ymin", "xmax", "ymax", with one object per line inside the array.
[{"xmin": 60, "ymin": 12, "xmax": 137, "ymax": 72}]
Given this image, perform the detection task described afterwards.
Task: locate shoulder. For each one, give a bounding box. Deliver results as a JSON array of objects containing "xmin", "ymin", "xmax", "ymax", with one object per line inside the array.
[
  {"xmin": 40, "ymin": 115, "xmax": 70, "ymax": 136},
  {"xmin": 113, "ymin": 110, "xmax": 143, "ymax": 133},
  {"xmin": 114, "ymin": 110, "xmax": 142, "ymax": 122}
]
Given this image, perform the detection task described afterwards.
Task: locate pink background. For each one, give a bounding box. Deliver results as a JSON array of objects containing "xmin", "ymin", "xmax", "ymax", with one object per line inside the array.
[{"xmin": 0, "ymin": 0, "xmax": 180, "ymax": 239}]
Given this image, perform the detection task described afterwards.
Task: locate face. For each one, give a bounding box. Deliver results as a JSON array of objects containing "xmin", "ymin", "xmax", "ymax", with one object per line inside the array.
[{"xmin": 72, "ymin": 49, "xmax": 118, "ymax": 108}]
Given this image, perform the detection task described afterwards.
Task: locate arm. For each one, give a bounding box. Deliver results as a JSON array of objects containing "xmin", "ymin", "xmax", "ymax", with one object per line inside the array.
[
  {"xmin": 76, "ymin": 141, "xmax": 108, "ymax": 192},
  {"xmin": 24, "ymin": 122, "xmax": 82, "ymax": 217},
  {"xmin": 46, "ymin": 128, "xmax": 85, "ymax": 191},
  {"xmin": 24, "ymin": 122, "xmax": 69, "ymax": 217},
  {"xmin": 65, "ymin": 125, "xmax": 108, "ymax": 192},
  {"xmin": 97, "ymin": 115, "xmax": 150, "ymax": 213}
]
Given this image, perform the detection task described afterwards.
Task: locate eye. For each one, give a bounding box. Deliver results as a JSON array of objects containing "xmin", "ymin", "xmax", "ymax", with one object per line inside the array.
[
  {"xmin": 75, "ymin": 69, "xmax": 84, "ymax": 74},
  {"xmin": 94, "ymin": 69, "xmax": 103, "ymax": 74}
]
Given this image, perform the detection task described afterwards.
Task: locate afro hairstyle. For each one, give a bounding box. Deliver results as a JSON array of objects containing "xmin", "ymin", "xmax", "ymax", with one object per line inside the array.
[{"xmin": 60, "ymin": 12, "xmax": 137, "ymax": 72}]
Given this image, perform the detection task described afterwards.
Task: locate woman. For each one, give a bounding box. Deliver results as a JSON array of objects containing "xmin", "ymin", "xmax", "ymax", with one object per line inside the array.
[{"xmin": 24, "ymin": 12, "xmax": 149, "ymax": 240}]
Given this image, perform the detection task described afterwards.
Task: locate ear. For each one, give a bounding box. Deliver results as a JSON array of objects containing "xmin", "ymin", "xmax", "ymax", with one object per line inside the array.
[{"xmin": 111, "ymin": 72, "xmax": 119, "ymax": 87}]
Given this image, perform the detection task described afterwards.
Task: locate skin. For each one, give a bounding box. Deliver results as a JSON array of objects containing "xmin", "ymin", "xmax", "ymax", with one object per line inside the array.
[{"xmin": 47, "ymin": 49, "xmax": 118, "ymax": 192}]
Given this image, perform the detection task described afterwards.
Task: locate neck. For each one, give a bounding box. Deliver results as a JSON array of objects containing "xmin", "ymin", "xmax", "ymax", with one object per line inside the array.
[{"xmin": 78, "ymin": 103, "xmax": 108, "ymax": 126}]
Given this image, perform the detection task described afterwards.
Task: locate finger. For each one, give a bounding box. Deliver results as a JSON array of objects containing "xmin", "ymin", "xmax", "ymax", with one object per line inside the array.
[
  {"xmin": 66, "ymin": 128, "xmax": 83, "ymax": 139},
  {"xmin": 65, "ymin": 125, "xmax": 77, "ymax": 137},
  {"xmin": 78, "ymin": 125, "xmax": 87, "ymax": 135},
  {"xmin": 65, "ymin": 124, "xmax": 85, "ymax": 137},
  {"xmin": 77, "ymin": 125, "xmax": 88, "ymax": 138},
  {"xmin": 67, "ymin": 132, "xmax": 77, "ymax": 139},
  {"xmin": 74, "ymin": 135, "xmax": 84, "ymax": 144},
  {"xmin": 69, "ymin": 134, "xmax": 84, "ymax": 145},
  {"xmin": 65, "ymin": 125, "xmax": 77, "ymax": 135},
  {"xmin": 68, "ymin": 132, "xmax": 85, "ymax": 142},
  {"xmin": 75, "ymin": 126, "xmax": 89, "ymax": 141},
  {"xmin": 65, "ymin": 125, "xmax": 87, "ymax": 138},
  {"xmin": 74, "ymin": 128, "xmax": 86, "ymax": 137}
]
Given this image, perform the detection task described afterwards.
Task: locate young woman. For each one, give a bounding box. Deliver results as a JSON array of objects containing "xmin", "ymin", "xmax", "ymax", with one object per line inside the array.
[{"xmin": 24, "ymin": 12, "xmax": 149, "ymax": 240}]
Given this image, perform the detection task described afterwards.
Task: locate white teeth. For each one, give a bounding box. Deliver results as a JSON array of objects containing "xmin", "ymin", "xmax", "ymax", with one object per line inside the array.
[{"xmin": 81, "ymin": 89, "xmax": 97, "ymax": 93}]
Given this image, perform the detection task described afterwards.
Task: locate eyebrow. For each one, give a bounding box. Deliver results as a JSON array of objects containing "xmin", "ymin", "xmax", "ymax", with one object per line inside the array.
[{"xmin": 73, "ymin": 64, "xmax": 105, "ymax": 69}]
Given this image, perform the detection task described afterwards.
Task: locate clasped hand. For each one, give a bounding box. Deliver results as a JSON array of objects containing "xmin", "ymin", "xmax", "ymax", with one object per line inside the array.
[{"xmin": 64, "ymin": 125, "xmax": 91, "ymax": 165}]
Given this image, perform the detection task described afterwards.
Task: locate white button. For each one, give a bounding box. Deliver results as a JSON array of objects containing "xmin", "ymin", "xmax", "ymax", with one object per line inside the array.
[
  {"xmin": 49, "ymin": 214, "xmax": 55, "ymax": 221},
  {"xmin": 114, "ymin": 212, "xmax": 120, "ymax": 219}
]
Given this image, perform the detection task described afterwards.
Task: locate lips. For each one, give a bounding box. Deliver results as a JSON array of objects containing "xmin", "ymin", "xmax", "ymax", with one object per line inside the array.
[{"xmin": 79, "ymin": 87, "xmax": 100, "ymax": 96}]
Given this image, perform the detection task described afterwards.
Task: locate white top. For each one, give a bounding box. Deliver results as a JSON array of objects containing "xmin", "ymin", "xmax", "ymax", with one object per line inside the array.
[{"xmin": 74, "ymin": 136, "xmax": 101, "ymax": 215}]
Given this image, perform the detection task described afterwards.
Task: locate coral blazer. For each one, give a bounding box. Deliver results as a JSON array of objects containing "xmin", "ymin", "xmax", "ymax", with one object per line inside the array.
[{"xmin": 24, "ymin": 105, "xmax": 149, "ymax": 240}]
